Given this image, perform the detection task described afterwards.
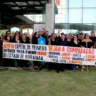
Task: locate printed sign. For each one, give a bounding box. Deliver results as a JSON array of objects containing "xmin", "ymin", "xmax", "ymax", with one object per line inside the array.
[
  {"xmin": 34, "ymin": 24, "xmax": 45, "ymax": 32},
  {"xmin": 3, "ymin": 42, "xmax": 96, "ymax": 66}
]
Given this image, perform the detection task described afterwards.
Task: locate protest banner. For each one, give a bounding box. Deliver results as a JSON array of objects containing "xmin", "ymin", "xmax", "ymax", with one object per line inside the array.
[{"xmin": 3, "ymin": 42, "xmax": 96, "ymax": 66}]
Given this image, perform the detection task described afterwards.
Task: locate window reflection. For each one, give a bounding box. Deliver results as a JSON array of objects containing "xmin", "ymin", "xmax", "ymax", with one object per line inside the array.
[
  {"xmin": 82, "ymin": 24, "xmax": 96, "ymax": 34},
  {"xmin": 55, "ymin": 23, "xmax": 96, "ymax": 34},
  {"xmin": 69, "ymin": 0, "xmax": 82, "ymax": 8},
  {"xmin": 55, "ymin": 9, "xmax": 68, "ymax": 23},
  {"xmin": 83, "ymin": 0, "xmax": 96, "ymax": 8},
  {"xmin": 83, "ymin": 9, "xmax": 96, "ymax": 23},
  {"xmin": 55, "ymin": 0, "xmax": 96, "ymax": 34},
  {"xmin": 69, "ymin": 9, "xmax": 82, "ymax": 23},
  {"xmin": 70, "ymin": 24, "xmax": 83, "ymax": 31}
]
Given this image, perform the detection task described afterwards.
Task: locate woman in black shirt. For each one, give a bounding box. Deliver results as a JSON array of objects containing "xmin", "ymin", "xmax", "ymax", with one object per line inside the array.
[
  {"xmin": 66, "ymin": 33, "xmax": 73, "ymax": 70},
  {"xmin": 32, "ymin": 32, "xmax": 39, "ymax": 44},
  {"xmin": 12, "ymin": 32, "xmax": 21, "ymax": 43},
  {"xmin": 81, "ymin": 34, "xmax": 93, "ymax": 48},
  {"xmin": 4, "ymin": 31, "xmax": 12, "ymax": 42},
  {"xmin": 71, "ymin": 36, "xmax": 80, "ymax": 71},
  {"xmin": 0, "ymin": 36, "xmax": 2, "ymax": 66},
  {"xmin": 67, "ymin": 33, "xmax": 73, "ymax": 46},
  {"xmin": 48, "ymin": 33, "xmax": 58, "ymax": 45},
  {"xmin": 3, "ymin": 31, "xmax": 14, "ymax": 67},
  {"xmin": 48, "ymin": 33, "xmax": 59, "ymax": 72},
  {"xmin": 21, "ymin": 34, "xmax": 30, "ymax": 43},
  {"xmin": 72, "ymin": 36, "xmax": 80, "ymax": 47},
  {"xmin": 81, "ymin": 33, "xmax": 93, "ymax": 72},
  {"xmin": 20, "ymin": 34, "xmax": 30, "ymax": 68}
]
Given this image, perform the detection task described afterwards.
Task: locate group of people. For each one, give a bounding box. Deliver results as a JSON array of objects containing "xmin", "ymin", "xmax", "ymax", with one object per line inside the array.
[{"xmin": 0, "ymin": 30, "xmax": 96, "ymax": 72}]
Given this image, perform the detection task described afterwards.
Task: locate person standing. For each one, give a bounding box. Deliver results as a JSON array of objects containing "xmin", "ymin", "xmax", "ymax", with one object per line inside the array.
[
  {"xmin": 90, "ymin": 31, "xmax": 96, "ymax": 48},
  {"xmin": 32, "ymin": 32, "xmax": 39, "ymax": 70},
  {"xmin": 81, "ymin": 33, "xmax": 93, "ymax": 71},
  {"xmin": 0, "ymin": 36, "xmax": 3, "ymax": 66},
  {"xmin": 78, "ymin": 33, "xmax": 85, "ymax": 46},
  {"xmin": 3, "ymin": 31, "xmax": 13, "ymax": 67},
  {"xmin": 4, "ymin": 31, "xmax": 12, "ymax": 42},
  {"xmin": 71, "ymin": 36, "xmax": 80, "ymax": 71},
  {"xmin": 66, "ymin": 33, "xmax": 73, "ymax": 70},
  {"xmin": 12, "ymin": 32, "xmax": 21, "ymax": 43},
  {"xmin": 32, "ymin": 32, "xmax": 39, "ymax": 44},
  {"xmin": 21, "ymin": 34, "xmax": 30, "ymax": 44},
  {"xmin": 60, "ymin": 33, "xmax": 68, "ymax": 46},
  {"xmin": 20, "ymin": 34, "xmax": 30, "ymax": 68},
  {"xmin": 48, "ymin": 33, "xmax": 59, "ymax": 72},
  {"xmin": 11, "ymin": 32, "xmax": 21, "ymax": 67},
  {"xmin": 67, "ymin": 33, "xmax": 73, "ymax": 46},
  {"xmin": 48, "ymin": 33, "xmax": 58, "ymax": 45},
  {"xmin": 90, "ymin": 31, "xmax": 96, "ymax": 42},
  {"xmin": 60, "ymin": 33, "xmax": 68, "ymax": 71}
]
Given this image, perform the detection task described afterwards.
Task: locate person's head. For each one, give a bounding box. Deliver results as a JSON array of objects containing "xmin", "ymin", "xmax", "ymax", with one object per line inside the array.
[
  {"xmin": 44, "ymin": 31, "xmax": 49, "ymax": 37},
  {"xmin": 67, "ymin": 33, "xmax": 73, "ymax": 39},
  {"xmin": 40, "ymin": 31, "xmax": 44, "ymax": 36},
  {"xmin": 22, "ymin": 34, "xmax": 26, "ymax": 40},
  {"xmin": 11, "ymin": 33, "xmax": 15, "ymax": 38},
  {"xmin": 91, "ymin": 31, "xmax": 95, "ymax": 37},
  {"xmin": 78, "ymin": 33, "xmax": 84, "ymax": 40},
  {"xmin": 1, "ymin": 34, "xmax": 4, "ymax": 41},
  {"xmin": 6, "ymin": 31, "xmax": 11, "ymax": 37},
  {"xmin": 85, "ymin": 33, "xmax": 90, "ymax": 39},
  {"xmin": 15, "ymin": 31, "xmax": 20, "ymax": 37},
  {"xmin": 73, "ymin": 35, "xmax": 78, "ymax": 41},
  {"xmin": 13, "ymin": 31, "xmax": 20, "ymax": 40},
  {"xmin": 51, "ymin": 33, "xmax": 56, "ymax": 39},
  {"xmin": 16, "ymin": 31, "xmax": 20, "ymax": 36},
  {"xmin": 61, "ymin": 33, "xmax": 65, "ymax": 40},
  {"xmin": 34, "ymin": 32, "xmax": 39, "ymax": 37}
]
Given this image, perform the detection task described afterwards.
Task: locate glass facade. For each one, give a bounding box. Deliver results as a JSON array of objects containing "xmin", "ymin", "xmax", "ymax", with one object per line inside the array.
[{"xmin": 55, "ymin": 0, "xmax": 96, "ymax": 34}]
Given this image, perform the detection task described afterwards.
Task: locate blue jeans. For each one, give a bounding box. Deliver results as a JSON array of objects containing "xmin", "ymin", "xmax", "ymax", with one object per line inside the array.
[{"xmin": 72, "ymin": 65, "xmax": 77, "ymax": 70}]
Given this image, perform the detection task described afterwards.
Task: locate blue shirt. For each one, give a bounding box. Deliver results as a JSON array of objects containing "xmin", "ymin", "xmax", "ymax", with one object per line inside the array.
[
  {"xmin": 37, "ymin": 37, "xmax": 46, "ymax": 64},
  {"xmin": 37, "ymin": 37, "xmax": 46, "ymax": 45}
]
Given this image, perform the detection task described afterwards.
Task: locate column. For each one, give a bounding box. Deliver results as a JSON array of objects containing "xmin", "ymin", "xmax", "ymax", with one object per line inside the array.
[
  {"xmin": 20, "ymin": 25, "xmax": 23, "ymax": 35},
  {"xmin": 45, "ymin": 0, "xmax": 55, "ymax": 35}
]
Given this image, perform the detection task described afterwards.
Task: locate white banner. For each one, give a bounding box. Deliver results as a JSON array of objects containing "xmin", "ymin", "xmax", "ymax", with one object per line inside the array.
[
  {"xmin": 34, "ymin": 24, "xmax": 45, "ymax": 32},
  {"xmin": 3, "ymin": 42, "xmax": 96, "ymax": 66}
]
